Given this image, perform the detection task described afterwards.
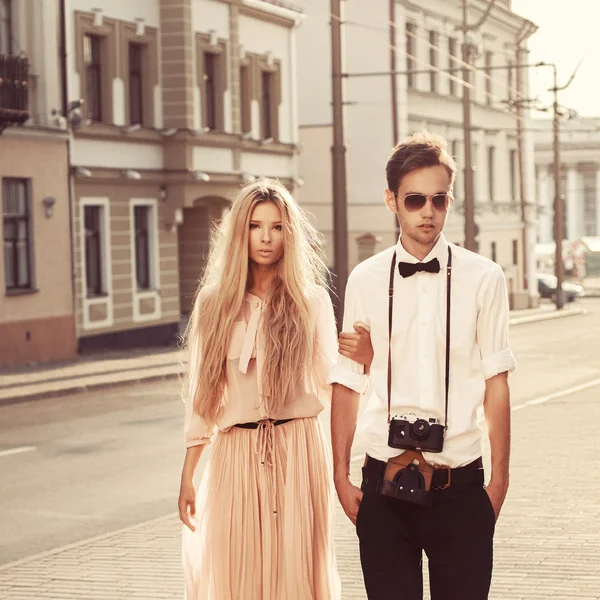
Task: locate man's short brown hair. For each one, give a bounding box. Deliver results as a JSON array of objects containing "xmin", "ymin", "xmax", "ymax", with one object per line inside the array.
[{"xmin": 386, "ymin": 131, "xmax": 457, "ymax": 194}]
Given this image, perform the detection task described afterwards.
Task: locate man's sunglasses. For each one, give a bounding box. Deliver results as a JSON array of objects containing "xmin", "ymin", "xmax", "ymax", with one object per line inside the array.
[{"xmin": 395, "ymin": 192, "xmax": 452, "ymax": 212}]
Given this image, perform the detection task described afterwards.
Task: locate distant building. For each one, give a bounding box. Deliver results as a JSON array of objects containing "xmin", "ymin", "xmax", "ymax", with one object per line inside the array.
[
  {"xmin": 534, "ymin": 118, "xmax": 600, "ymax": 244},
  {"xmin": 296, "ymin": 0, "xmax": 538, "ymax": 309}
]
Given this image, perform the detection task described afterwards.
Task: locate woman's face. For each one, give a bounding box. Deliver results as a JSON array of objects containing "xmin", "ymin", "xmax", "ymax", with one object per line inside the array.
[{"xmin": 248, "ymin": 201, "xmax": 285, "ymax": 266}]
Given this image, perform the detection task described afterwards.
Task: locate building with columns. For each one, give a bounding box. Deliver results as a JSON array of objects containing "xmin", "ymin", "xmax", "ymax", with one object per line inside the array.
[
  {"xmin": 534, "ymin": 118, "xmax": 600, "ymax": 244},
  {"xmin": 296, "ymin": 0, "xmax": 539, "ymax": 309}
]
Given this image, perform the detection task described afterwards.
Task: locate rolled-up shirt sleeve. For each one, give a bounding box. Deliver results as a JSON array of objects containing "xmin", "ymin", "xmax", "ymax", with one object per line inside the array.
[
  {"xmin": 312, "ymin": 286, "xmax": 339, "ymax": 403},
  {"xmin": 476, "ymin": 266, "xmax": 517, "ymax": 379},
  {"xmin": 327, "ymin": 274, "xmax": 370, "ymax": 394}
]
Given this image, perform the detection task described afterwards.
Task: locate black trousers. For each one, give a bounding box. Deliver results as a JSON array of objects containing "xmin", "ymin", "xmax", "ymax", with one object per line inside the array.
[{"xmin": 357, "ymin": 457, "xmax": 496, "ymax": 600}]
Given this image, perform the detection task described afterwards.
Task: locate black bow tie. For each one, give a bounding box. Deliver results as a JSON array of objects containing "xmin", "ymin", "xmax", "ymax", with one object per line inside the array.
[{"xmin": 398, "ymin": 258, "xmax": 441, "ymax": 278}]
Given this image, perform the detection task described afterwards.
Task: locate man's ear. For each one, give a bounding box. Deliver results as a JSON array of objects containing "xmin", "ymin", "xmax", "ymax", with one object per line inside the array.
[{"xmin": 384, "ymin": 189, "xmax": 398, "ymax": 214}]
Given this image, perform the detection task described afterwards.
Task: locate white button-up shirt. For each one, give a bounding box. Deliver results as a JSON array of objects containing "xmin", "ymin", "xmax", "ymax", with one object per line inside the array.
[{"xmin": 327, "ymin": 235, "xmax": 517, "ymax": 468}]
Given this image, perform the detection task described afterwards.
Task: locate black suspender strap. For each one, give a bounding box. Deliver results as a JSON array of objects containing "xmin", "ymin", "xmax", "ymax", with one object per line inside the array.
[
  {"xmin": 387, "ymin": 246, "xmax": 453, "ymax": 428},
  {"xmin": 444, "ymin": 247, "xmax": 452, "ymax": 430},
  {"xmin": 387, "ymin": 253, "xmax": 395, "ymax": 424}
]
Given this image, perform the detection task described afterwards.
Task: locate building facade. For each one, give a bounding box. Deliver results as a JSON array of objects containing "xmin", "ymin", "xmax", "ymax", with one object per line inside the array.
[
  {"xmin": 0, "ymin": 0, "xmax": 76, "ymax": 367},
  {"xmin": 296, "ymin": 0, "xmax": 539, "ymax": 309},
  {"xmin": 67, "ymin": 0, "xmax": 303, "ymax": 351},
  {"xmin": 534, "ymin": 117, "xmax": 600, "ymax": 244}
]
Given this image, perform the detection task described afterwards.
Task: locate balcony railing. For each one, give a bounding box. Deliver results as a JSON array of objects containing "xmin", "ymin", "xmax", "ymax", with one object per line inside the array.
[{"xmin": 0, "ymin": 53, "xmax": 29, "ymax": 130}]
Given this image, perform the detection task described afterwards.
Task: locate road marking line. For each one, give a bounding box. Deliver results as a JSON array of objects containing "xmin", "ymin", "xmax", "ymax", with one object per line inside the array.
[
  {"xmin": 0, "ymin": 446, "xmax": 37, "ymax": 458},
  {"xmin": 350, "ymin": 376, "xmax": 600, "ymax": 462},
  {"xmin": 512, "ymin": 376, "xmax": 600, "ymax": 411}
]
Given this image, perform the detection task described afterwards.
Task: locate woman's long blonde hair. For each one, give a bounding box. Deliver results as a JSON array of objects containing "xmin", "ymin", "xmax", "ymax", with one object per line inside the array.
[{"xmin": 183, "ymin": 179, "xmax": 329, "ymax": 427}]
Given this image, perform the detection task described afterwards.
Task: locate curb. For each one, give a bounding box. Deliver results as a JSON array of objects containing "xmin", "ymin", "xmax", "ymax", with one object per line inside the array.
[
  {"xmin": 0, "ymin": 370, "xmax": 183, "ymax": 407},
  {"xmin": 0, "ymin": 307, "xmax": 588, "ymax": 406},
  {"xmin": 509, "ymin": 306, "xmax": 587, "ymax": 326},
  {"xmin": 0, "ymin": 513, "xmax": 178, "ymax": 572}
]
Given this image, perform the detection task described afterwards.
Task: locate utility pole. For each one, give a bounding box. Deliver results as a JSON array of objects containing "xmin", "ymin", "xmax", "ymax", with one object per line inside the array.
[
  {"xmin": 458, "ymin": 0, "xmax": 496, "ymax": 251},
  {"xmin": 515, "ymin": 46, "xmax": 529, "ymax": 292},
  {"xmin": 330, "ymin": 0, "xmax": 349, "ymax": 324},
  {"xmin": 552, "ymin": 67, "xmax": 565, "ymax": 308},
  {"xmin": 538, "ymin": 60, "xmax": 581, "ymax": 309},
  {"xmin": 389, "ymin": 0, "xmax": 400, "ymax": 238},
  {"xmin": 460, "ymin": 0, "xmax": 477, "ymax": 251},
  {"xmin": 514, "ymin": 22, "xmax": 538, "ymax": 304}
]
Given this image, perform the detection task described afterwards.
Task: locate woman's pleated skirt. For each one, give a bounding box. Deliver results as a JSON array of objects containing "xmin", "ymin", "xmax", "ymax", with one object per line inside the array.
[{"xmin": 182, "ymin": 416, "xmax": 341, "ymax": 600}]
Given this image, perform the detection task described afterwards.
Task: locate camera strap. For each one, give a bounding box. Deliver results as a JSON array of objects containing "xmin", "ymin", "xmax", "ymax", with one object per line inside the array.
[{"xmin": 387, "ymin": 246, "xmax": 453, "ymax": 429}]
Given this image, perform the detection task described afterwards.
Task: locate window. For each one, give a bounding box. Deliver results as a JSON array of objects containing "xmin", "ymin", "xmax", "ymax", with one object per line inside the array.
[
  {"xmin": 509, "ymin": 149, "xmax": 517, "ymax": 201},
  {"xmin": 0, "ymin": 0, "xmax": 11, "ymax": 55},
  {"xmin": 84, "ymin": 205, "xmax": 104, "ymax": 297},
  {"xmin": 406, "ymin": 23, "xmax": 416, "ymax": 88},
  {"xmin": 261, "ymin": 70, "xmax": 273, "ymax": 140},
  {"xmin": 512, "ymin": 240, "xmax": 518, "ymax": 266},
  {"xmin": 3, "ymin": 179, "xmax": 33, "ymax": 291},
  {"xmin": 429, "ymin": 31, "xmax": 438, "ymax": 93},
  {"xmin": 448, "ymin": 37, "xmax": 457, "ymax": 96},
  {"xmin": 84, "ymin": 34, "xmax": 102, "ymax": 122},
  {"xmin": 134, "ymin": 206, "xmax": 151, "ymax": 290},
  {"xmin": 488, "ymin": 146, "xmax": 495, "ymax": 202},
  {"xmin": 451, "ymin": 140, "xmax": 459, "ymax": 161},
  {"xmin": 240, "ymin": 63, "xmax": 251, "ymax": 134},
  {"xmin": 491, "ymin": 241, "xmax": 497, "ymax": 263},
  {"xmin": 204, "ymin": 52, "xmax": 217, "ymax": 130},
  {"xmin": 129, "ymin": 43, "xmax": 143, "ymax": 126},
  {"xmin": 484, "ymin": 51, "xmax": 493, "ymax": 105},
  {"xmin": 507, "ymin": 59, "xmax": 514, "ymax": 102}
]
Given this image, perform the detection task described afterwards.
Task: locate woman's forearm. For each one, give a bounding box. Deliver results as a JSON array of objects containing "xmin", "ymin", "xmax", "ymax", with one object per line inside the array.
[{"xmin": 181, "ymin": 444, "xmax": 206, "ymax": 482}]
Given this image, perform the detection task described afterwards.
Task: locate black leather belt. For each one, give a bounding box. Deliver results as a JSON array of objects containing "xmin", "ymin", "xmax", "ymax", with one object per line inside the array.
[
  {"xmin": 362, "ymin": 455, "xmax": 484, "ymax": 493},
  {"xmin": 234, "ymin": 418, "xmax": 294, "ymax": 430}
]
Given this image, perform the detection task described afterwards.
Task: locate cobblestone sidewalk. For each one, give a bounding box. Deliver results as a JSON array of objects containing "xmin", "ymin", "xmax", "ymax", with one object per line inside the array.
[{"xmin": 2, "ymin": 382, "xmax": 600, "ymax": 599}]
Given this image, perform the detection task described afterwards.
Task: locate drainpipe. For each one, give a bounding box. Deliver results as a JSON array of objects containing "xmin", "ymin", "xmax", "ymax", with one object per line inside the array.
[{"xmin": 59, "ymin": 0, "xmax": 78, "ymax": 348}]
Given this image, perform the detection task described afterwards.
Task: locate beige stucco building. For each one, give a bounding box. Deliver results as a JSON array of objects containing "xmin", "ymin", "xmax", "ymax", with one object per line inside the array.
[
  {"xmin": 0, "ymin": 0, "xmax": 76, "ymax": 367},
  {"xmin": 67, "ymin": 0, "xmax": 303, "ymax": 350},
  {"xmin": 1, "ymin": 0, "xmax": 304, "ymax": 366}
]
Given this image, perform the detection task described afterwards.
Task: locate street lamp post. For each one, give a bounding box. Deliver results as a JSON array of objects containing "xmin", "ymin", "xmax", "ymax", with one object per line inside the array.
[{"xmin": 330, "ymin": 0, "xmax": 349, "ymax": 325}]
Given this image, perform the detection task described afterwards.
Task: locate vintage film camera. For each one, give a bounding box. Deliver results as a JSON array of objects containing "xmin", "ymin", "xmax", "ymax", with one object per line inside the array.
[{"xmin": 388, "ymin": 413, "xmax": 444, "ymax": 453}]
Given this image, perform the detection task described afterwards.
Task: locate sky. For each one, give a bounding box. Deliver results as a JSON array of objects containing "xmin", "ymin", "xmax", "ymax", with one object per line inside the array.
[{"xmin": 511, "ymin": 0, "xmax": 600, "ymax": 118}]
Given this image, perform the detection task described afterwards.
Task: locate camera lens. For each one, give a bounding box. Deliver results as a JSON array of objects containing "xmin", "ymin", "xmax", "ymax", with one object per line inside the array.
[{"xmin": 411, "ymin": 419, "xmax": 430, "ymax": 440}]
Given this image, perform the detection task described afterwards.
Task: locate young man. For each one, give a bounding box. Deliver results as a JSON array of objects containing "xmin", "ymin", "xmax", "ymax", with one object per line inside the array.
[{"xmin": 328, "ymin": 132, "xmax": 516, "ymax": 600}]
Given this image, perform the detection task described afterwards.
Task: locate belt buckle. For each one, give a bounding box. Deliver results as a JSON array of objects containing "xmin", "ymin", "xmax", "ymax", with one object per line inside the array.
[{"xmin": 432, "ymin": 464, "xmax": 451, "ymax": 491}]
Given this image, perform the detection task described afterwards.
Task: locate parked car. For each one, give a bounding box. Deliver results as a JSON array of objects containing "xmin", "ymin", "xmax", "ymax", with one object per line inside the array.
[{"xmin": 536, "ymin": 273, "xmax": 585, "ymax": 302}]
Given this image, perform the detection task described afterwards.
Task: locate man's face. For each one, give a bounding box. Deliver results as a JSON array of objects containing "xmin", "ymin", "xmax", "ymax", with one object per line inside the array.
[{"xmin": 384, "ymin": 165, "xmax": 452, "ymax": 248}]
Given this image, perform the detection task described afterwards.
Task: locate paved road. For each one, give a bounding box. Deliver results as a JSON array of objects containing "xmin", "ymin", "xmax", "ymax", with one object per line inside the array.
[{"xmin": 1, "ymin": 298, "xmax": 599, "ymax": 599}]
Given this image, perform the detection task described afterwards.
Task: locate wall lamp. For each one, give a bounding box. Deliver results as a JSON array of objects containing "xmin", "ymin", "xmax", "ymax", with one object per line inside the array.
[
  {"xmin": 72, "ymin": 166, "xmax": 92, "ymax": 178},
  {"xmin": 122, "ymin": 169, "xmax": 141, "ymax": 180},
  {"xmin": 192, "ymin": 171, "xmax": 211, "ymax": 182},
  {"xmin": 42, "ymin": 197, "xmax": 56, "ymax": 218}
]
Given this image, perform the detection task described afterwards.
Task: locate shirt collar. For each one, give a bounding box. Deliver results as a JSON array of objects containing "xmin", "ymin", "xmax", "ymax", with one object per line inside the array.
[
  {"xmin": 245, "ymin": 292, "xmax": 265, "ymax": 309},
  {"xmin": 395, "ymin": 233, "xmax": 449, "ymax": 268}
]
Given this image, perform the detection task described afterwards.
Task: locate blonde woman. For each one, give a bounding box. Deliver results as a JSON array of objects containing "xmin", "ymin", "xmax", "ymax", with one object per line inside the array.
[{"xmin": 178, "ymin": 179, "xmax": 366, "ymax": 600}]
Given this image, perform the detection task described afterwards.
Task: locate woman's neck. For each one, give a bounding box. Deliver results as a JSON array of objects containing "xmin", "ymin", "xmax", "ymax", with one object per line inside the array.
[{"xmin": 247, "ymin": 263, "xmax": 277, "ymax": 299}]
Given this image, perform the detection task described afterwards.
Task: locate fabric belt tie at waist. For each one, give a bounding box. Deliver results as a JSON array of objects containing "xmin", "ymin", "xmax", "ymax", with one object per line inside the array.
[
  {"xmin": 362, "ymin": 455, "xmax": 484, "ymax": 494},
  {"xmin": 233, "ymin": 418, "xmax": 294, "ymax": 517},
  {"xmin": 234, "ymin": 418, "xmax": 293, "ymax": 429}
]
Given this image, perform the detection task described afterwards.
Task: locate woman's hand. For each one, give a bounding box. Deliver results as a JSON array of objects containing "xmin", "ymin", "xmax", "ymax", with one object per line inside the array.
[
  {"xmin": 178, "ymin": 478, "xmax": 197, "ymax": 532},
  {"xmin": 338, "ymin": 322, "xmax": 374, "ymax": 370}
]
